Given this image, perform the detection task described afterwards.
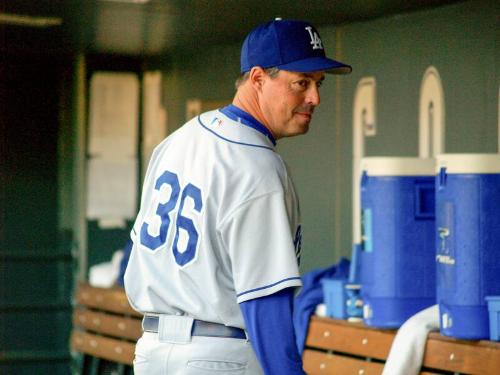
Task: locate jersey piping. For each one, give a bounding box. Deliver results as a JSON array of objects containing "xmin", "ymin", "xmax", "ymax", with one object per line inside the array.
[
  {"xmin": 197, "ymin": 105, "xmax": 276, "ymax": 150},
  {"xmin": 198, "ymin": 116, "xmax": 274, "ymax": 151},
  {"xmin": 237, "ymin": 276, "xmax": 303, "ymax": 298}
]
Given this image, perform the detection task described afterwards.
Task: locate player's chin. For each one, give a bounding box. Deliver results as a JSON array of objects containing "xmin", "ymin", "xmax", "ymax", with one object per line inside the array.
[
  {"xmin": 295, "ymin": 115, "xmax": 312, "ymax": 134},
  {"xmin": 285, "ymin": 122, "xmax": 310, "ymax": 138},
  {"xmin": 298, "ymin": 122, "xmax": 310, "ymax": 134}
]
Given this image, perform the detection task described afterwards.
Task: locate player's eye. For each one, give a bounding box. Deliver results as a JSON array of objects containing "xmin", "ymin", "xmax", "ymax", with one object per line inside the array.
[
  {"xmin": 295, "ymin": 80, "xmax": 309, "ymax": 89},
  {"xmin": 316, "ymin": 80, "xmax": 323, "ymax": 88}
]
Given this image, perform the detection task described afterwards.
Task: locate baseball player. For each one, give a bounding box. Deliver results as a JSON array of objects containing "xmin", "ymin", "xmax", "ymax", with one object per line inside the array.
[{"xmin": 124, "ymin": 19, "xmax": 351, "ymax": 374}]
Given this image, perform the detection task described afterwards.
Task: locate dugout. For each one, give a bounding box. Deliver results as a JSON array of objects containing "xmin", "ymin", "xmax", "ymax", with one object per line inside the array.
[{"xmin": 1, "ymin": 0, "xmax": 498, "ymax": 373}]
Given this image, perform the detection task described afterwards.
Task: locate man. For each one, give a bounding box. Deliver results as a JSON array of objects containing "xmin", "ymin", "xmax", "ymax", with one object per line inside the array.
[{"xmin": 124, "ymin": 18, "xmax": 351, "ymax": 374}]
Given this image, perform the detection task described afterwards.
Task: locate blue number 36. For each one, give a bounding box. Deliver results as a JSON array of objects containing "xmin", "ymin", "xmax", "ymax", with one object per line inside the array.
[{"xmin": 140, "ymin": 170, "xmax": 203, "ymax": 266}]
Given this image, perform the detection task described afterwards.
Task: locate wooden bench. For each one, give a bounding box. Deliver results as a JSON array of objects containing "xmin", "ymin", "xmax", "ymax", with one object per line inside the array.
[
  {"xmin": 303, "ymin": 315, "xmax": 500, "ymax": 375},
  {"xmin": 71, "ymin": 285, "xmax": 500, "ymax": 374},
  {"xmin": 70, "ymin": 283, "xmax": 142, "ymax": 374}
]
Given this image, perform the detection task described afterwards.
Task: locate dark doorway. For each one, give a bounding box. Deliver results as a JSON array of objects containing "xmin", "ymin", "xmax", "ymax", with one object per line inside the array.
[{"xmin": 0, "ymin": 52, "xmax": 73, "ymax": 374}]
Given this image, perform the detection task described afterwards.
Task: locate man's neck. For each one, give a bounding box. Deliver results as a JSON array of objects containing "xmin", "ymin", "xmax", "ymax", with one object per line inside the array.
[{"xmin": 232, "ymin": 86, "xmax": 274, "ymax": 138}]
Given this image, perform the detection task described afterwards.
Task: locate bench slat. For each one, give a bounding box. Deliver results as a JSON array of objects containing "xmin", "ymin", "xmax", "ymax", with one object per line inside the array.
[
  {"xmin": 306, "ymin": 317, "xmax": 394, "ymax": 360},
  {"xmin": 303, "ymin": 349, "xmax": 444, "ymax": 375},
  {"xmin": 75, "ymin": 283, "xmax": 141, "ymax": 317},
  {"xmin": 73, "ymin": 308, "xmax": 142, "ymax": 341},
  {"xmin": 303, "ymin": 349, "xmax": 385, "ymax": 375},
  {"xmin": 71, "ymin": 330, "xmax": 135, "ymax": 365},
  {"xmin": 423, "ymin": 333, "xmax": 500, "ymax": 374}
]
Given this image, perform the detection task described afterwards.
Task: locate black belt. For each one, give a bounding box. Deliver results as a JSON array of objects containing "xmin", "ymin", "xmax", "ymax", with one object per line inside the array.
[{"xmin": 142, "ymin": 315, "xmax": 247, "ymax": 340}]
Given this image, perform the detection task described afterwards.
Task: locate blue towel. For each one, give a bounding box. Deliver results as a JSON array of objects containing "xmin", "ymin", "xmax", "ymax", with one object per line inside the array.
[{"xmin": 293, "ymin": 258, "xmax": 351, "ymax": 354}]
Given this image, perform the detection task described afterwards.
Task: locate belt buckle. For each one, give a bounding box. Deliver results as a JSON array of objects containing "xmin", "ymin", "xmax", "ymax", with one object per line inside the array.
[{"xmin": 142, "ymin": 315, "xmax": 159, "ymax": 332}]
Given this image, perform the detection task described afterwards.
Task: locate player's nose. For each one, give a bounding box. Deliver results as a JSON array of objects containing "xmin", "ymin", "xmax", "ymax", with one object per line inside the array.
[{"xmin": 305, "ymin": 85, "xmax": 320, "ymax": 106}]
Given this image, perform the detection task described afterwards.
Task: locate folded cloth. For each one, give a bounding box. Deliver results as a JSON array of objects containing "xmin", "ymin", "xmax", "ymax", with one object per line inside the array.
[
  {"xmin": 382, "ymin": 304, "xmax": 440, "ymax": 375},
  {"xmin": 89, "ymin": 249, "xmax": 124, "ymax": 288},
  {"xmin": 293, "ymin": 258, "xmax": 350, "ymax": 354}
]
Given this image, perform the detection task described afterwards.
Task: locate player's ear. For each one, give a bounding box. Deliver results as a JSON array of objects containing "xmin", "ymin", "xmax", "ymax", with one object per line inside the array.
[{"xmin": 249, "ymin": 67, "xmax": 266, "ymax": 91}]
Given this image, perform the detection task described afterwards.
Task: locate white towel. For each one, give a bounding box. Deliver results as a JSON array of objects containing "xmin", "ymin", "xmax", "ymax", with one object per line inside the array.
[
  {"xmin": 382, "ymin": 304, "xmax": 440, "ymax": 375},
  {"xmin": 89, "ymin": 249, "xmax": 124, "ymax": 288}
]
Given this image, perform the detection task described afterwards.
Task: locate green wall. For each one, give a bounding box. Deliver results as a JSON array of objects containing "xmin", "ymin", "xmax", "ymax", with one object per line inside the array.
[
  {"xmin": 338, "ymin": 0, "xmax": 498, "ymax": 155},
  {"xmin": 154, "ymin": 0, "xmax": 498, "ymax": 274},
  {"xmin": 333, "ymin": 0, "xmax": 499, "ymax": 266}
]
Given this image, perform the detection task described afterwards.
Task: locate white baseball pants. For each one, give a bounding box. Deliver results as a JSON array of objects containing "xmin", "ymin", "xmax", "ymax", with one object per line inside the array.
[{"xmin": 133, "ymin": 317, "xmax": 263, "ymax": 374}]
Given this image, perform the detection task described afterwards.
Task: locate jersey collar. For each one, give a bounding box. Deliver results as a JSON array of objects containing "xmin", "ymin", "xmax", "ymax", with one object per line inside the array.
[{"xmin": 219, "ymin": 105, "xmax": 277, "ymax": 146}]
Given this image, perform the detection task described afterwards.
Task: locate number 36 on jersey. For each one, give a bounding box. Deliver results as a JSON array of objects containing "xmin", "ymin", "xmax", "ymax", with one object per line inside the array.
[{"xmin": 139, "ymin": 170, "xmax": 204, "ymax": 267}]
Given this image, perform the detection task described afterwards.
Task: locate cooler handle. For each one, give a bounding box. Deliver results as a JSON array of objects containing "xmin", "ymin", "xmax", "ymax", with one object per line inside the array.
[
  {"xmin": 415, "ymin": 183, "xmax": 435, "ymax": 219},
  {"xmin": 439, "ymin": 167, "xmax": 447, "ymax": 189}
]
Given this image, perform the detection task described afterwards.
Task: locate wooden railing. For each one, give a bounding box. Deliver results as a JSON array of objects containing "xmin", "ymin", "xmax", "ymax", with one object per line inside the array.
[{"xmin": 303, "ymin": 315, "xmax": 500, "ymax": 375}]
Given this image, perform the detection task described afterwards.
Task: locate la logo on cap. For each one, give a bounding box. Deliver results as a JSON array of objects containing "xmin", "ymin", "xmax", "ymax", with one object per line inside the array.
[{"xmin": 305, "ymin": 26, "xmax": 323, "ymax": 50}]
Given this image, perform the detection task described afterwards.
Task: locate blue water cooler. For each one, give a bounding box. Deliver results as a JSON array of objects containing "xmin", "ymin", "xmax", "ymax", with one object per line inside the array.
[
  {"xmin": 360, "ymin": 157, "xmax": 436, "ymax": 328},
  {"xmin": 436, "ymin": 154, "xmax": 500, "ymax": 339}
]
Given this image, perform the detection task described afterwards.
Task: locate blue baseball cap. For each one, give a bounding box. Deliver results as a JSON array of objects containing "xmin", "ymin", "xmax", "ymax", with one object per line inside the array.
[{"xmin": 240, "ymin": 19, "xmax": 352, "ymax": 75}]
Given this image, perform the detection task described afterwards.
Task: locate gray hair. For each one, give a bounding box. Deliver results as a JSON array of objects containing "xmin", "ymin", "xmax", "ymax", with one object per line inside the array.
[{"xmin": 234, "ymin": 67, "xmax": 280, "ymax": 90}]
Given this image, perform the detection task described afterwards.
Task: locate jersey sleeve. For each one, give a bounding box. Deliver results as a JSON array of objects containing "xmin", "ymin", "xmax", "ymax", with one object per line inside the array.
[
  {"xmin": 220, "ymin": 191, "xmax": 302, "ymax": 303},
  {"xmin": 240, "ymin": 288, "xmax": 307, "ymax": 375}
]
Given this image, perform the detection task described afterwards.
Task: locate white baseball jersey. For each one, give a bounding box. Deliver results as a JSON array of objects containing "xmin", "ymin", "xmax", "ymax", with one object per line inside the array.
[{"xmin": 124, "ymin": 106, "xmax": 302, "ymax": 329}]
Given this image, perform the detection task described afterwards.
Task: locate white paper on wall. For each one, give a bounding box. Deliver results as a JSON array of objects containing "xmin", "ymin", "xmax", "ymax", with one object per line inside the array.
[
  {"xmin": 86, "ymin": 72, "xmax": 139, "ymax": 226},
  {"xmin": 88, "ymin": 72, "xmax": 139, "ymax": 158},
  {"xmin": 86, "ymin": 157, "xmax": 138, "ymax": 221}
]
